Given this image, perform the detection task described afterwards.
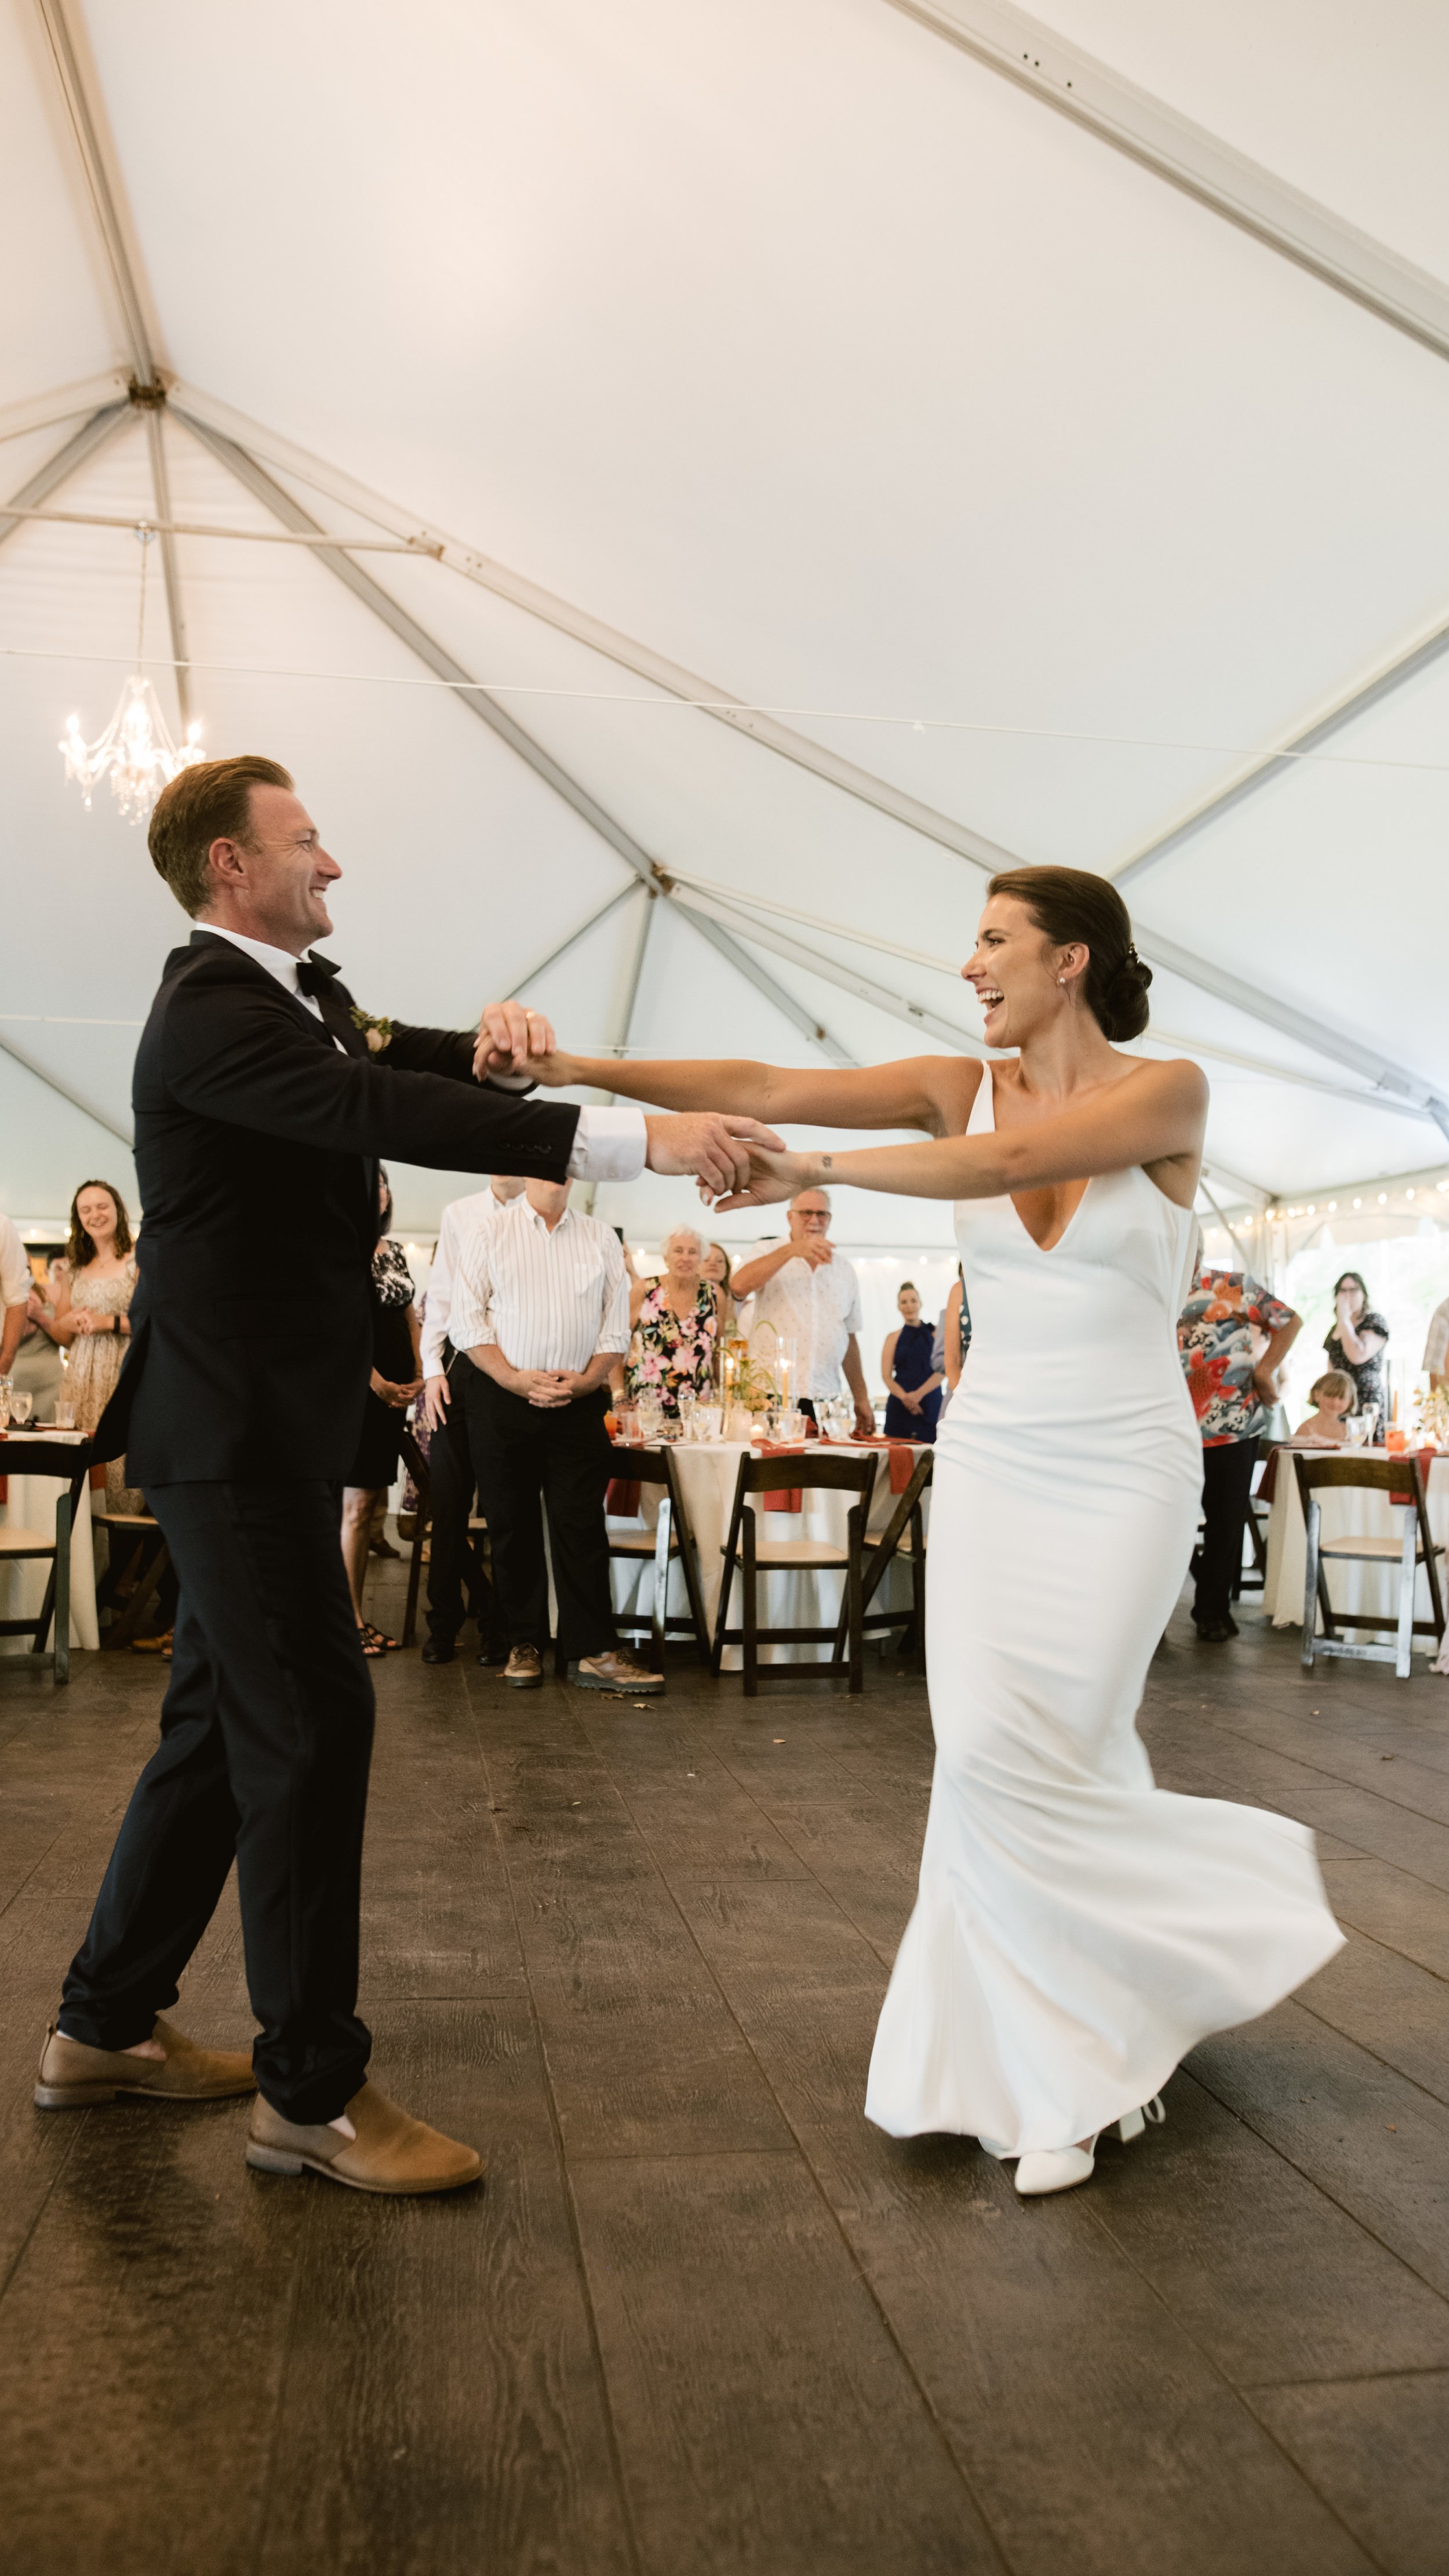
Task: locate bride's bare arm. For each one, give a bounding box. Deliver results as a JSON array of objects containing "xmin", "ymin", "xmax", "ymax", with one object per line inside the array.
[
  {"xmin": 514, "ymin": 1048, "xmax": 975, "ymax": 1137},
  {"xmin": 716, "ymin": 1060, "xmax": 1207, "ymax": 1207}
]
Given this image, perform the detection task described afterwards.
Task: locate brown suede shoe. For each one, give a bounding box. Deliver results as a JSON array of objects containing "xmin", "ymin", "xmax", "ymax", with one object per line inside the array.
[
  {"xmin": 573, "ymin": 1649, "xmax": 664, "ymax": 1694},
  {"xmin": 35, "ymin": 2015, "xmax": 257, "ymax": 2110},
  {"xmin": 246, "ymin": 2081, "xmax": 483, "ymax": 2196}
]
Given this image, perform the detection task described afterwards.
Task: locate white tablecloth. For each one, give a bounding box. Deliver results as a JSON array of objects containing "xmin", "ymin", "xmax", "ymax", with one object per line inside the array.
[
  {"xmin": 608, "ymin": 1438, "xmax": 930, "ymax": 1666},
  {"xmin": 1263, "ymin": 1446, "xmax": 1449, "ymax": 1646},
  {"xmin": 0, "ymin": 1442, "xmax": 99, "ymax": 1654}
]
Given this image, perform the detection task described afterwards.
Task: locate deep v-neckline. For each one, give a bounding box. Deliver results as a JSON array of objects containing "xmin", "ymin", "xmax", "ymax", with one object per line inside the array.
[{"xmin": 977, "ymin": 1065, "xmax": 1092, "ymax": 1257}]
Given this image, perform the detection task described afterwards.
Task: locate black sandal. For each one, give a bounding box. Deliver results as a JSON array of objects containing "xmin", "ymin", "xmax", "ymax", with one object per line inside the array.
[{"xmin": 357, "ymin": 1622, "xmax": 396, "ymax": 1658}]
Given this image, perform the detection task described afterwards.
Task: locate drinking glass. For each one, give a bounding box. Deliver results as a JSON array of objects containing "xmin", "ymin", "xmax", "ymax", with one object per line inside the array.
[
  {"xmin": 696, "ymin": 1403, "xmax": 722, "ymax": 1443},
  {"xmin": 0, "ymin": 1391, "xmax": 9, "ymax": 1430},
  {"xmin": 9, "ymin": 1391, "xmax": 32, "ymax": 1427},
  {"xmin": 678, "ymin": 1388, "xmax": 697, "ymax": 1439},
  {"xmin": 637, "ymin": 1395, "xmax": 663, "ymax": 1445},
  {"xmin": 54, "ymin": 1396, "xmax": 76, "ymax": 1431}
]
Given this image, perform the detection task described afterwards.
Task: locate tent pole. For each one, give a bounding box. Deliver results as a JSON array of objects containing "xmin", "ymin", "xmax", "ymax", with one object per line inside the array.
[
  {"xmin": 880, "ymin": 0, "xmax": 1449, "ymax": 365},
  {"xmin": 0, "ymin": 1029, "xmax": 133, "ymax": 1148},
  {"xmin": 506, "ymin": 883, "xmax": 642, "ymax": 1000},
  {"xmin": 669, "ymin": 903, "xmax": 857, "ymax": 1068},
  {"xmin": 165, "ymin": 388, "xmax": 1449, "ymax": 1127},
  {"xmin": 0, "ymin": 405, "xmax": 130, "ymax": 552},
  {"xmin": 32, "ymin": 0, "xmax": 163, "ymax": 390},
  {"xmin": 142, "ymin": 404, "xmax": 190, "ymax": 731}
]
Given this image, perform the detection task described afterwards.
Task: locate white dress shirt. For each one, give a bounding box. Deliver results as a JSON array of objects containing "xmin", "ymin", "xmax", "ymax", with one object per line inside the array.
[
  {"xmin": 747, "ymin": 1243, "xmax": 863, "ymax": 1398},
  {"xmin": 0, "ymin": 1211, "xmax": 31, "ymax": 1313},
  {"xmin": 420, "ymin": 1187, "xmax": 504, "ymax": 1380},
  {"xmin": 454, "ymin": 1196, "xmax": 629, "ymax": 1373},
  {"xmin": 198, "ymin": 923, "xmax": 646, "ymax": 1183}
]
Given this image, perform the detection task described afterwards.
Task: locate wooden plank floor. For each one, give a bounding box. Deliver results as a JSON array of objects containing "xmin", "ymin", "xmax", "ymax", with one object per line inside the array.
[{"xmin": 3, "ymin": 1569, "xmax": 1449, "ymax": 2575}]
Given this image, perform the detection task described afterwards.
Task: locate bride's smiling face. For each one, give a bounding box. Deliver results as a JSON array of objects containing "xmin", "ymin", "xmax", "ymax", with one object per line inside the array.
[{"xmin": 963, "ymin": 895, "xmax": 1084, "ymax": 1047}]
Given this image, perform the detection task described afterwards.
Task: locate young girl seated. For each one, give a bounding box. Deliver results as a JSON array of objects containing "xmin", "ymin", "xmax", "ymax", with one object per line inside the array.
[{"xmin": 1294, "ymin": 1369, "xmax": 1356, "ymax": 1444}]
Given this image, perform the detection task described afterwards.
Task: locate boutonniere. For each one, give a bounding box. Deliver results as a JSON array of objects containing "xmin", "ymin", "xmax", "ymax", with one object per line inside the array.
[{"xmin": 350, "ymin": 1007, "xmax": 394, "ymax": 1054}]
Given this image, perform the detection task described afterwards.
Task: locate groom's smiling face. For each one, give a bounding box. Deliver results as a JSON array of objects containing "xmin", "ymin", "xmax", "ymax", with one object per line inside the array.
[{"xmin": 203, "ymin": 784, "xmax": 343, "ymax": 955}]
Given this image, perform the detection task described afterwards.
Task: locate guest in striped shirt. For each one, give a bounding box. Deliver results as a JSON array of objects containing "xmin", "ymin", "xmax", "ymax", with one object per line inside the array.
[{"xmin": 454, "ymin": 1180, "xmax": 661, "ymax": 1694}]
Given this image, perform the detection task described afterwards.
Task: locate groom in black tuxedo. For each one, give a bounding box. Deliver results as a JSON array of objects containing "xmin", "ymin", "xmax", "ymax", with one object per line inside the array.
[{"xmin": 38, "ymin": 755, "xmax": 776, "ymax": 2195}]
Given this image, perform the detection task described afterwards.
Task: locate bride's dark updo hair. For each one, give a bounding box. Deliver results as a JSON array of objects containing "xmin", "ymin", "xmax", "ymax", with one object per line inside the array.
[{"xmin": 986, "ymin": 865, "xmax": 1152, "ymax": 1042}]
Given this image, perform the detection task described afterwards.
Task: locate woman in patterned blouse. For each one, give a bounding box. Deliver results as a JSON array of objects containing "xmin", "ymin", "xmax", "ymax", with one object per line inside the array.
[
  {"xmin": 625, "ymin": 1224, "xmax": 722, "ymax": 1417},
  {"xmin": 1324, "ymin": 1271, "xmax": 1389, "ymax": 1431}
]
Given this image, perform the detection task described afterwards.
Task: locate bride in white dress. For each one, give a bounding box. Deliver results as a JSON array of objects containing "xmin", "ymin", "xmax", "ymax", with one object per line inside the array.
[{"xmin": 524, "ymin": 864, "xmax": 1343, "ymax": 2197}]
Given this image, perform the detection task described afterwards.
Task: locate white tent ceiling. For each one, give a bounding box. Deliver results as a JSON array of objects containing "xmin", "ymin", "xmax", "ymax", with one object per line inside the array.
[{"xmin": 4, "ymin": 0, "xmax": 1449, "ymax": 1247}]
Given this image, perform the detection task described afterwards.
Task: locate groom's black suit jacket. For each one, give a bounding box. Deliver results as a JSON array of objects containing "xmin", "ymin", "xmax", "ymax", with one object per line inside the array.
[{"xmin": 97, "ymin": 930, "xmax": 581, "ymax": 1484}]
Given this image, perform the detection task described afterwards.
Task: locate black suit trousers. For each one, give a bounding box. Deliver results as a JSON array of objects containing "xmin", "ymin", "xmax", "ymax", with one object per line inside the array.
[
  {"xmin": 464, "ymin": 1369, "xmax": 617, "ymax": 1661},
  {"xmin": 425, "ymin": 1352, "xmax": 507, "ymax": 1648},
  {"xmin": 60, "ymin": 1480, "xmax": 374, "ymax": 2123},
  {"xmin": 1193, "ymin": 1437, "xmax": 1259, "ymax": 1624}
]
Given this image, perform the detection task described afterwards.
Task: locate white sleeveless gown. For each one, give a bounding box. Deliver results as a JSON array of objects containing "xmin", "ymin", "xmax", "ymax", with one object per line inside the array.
[{"xmin": 865, "ymin": 1068, "xmax": 1342, "ymax": 2156}]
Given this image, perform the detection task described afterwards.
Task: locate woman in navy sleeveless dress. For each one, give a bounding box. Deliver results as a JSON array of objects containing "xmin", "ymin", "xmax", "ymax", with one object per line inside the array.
[{"xmin": 883, "ymin": 1283, "xmax": 942, "ymax": 1439}]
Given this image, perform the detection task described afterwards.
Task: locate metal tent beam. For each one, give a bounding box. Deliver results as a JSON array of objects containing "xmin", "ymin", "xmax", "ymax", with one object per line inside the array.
[
  {"xmin": 0, "ymin": 1028, "xmax": 132, "ymax": 1147},
  {"xmin": 672, "ymin": 884, "xmax": 984, "ymax": 1060},
  {"xmin": 0, "ymin": 403, "xmax": 130, "ymax": 552},
  {"xmin": 170, "ymin": 381, "xmax": 1022, "ymax": 874},
  {"xmin": 0, "ymin": 373, "xmax": 129, "ymax": 446},
  {"xmin": 1134, "ymin": 927, "xmax": 1449, "ymax": 1143},
  {"xmin": 143, "ymin": 406, "xmax": 190, "ymax": 730},
  {"xmin": 881, "ymin": 0, "xmax": 1449, "ymax": 365},
  {"xmin": 170, "ymin": 385, "xmax": 1436, "ymax": 1128},
  {"xmin": 506, "ymin": 882, "xmax": 643, "ymax": 1000},
  {"xmin": 178, "ymin": 413, "xmax": 864, "ymax": 1076},
  {"xmin": 176, "ymin": 411, "xmax": 679, "ymax": 898},
  {"xmin": 33, "ymin": 0, "xmax": 163, "ymax": 388},
  {"xmin": 1112, "ymin": 603, "xmax": 1449, "ymax": 889},
  {"xmin": 669, "ymin": 903, "xmax": 857, "ymax": 1067}
]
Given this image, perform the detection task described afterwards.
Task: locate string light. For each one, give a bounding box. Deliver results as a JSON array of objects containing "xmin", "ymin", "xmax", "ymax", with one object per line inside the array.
[{"xmin": 59, "ymin": 528, "xmax": 202, "ymax": 824}]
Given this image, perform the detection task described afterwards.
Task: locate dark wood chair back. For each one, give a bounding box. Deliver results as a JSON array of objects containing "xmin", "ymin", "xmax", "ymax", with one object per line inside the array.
[
  {"xmin": 0, "ymin": 1435, "xmax": 93, "ymax": 1681},
  {"xmin": 715, "ymin": 1449, "xmax": 879, "ymax": 1694}
]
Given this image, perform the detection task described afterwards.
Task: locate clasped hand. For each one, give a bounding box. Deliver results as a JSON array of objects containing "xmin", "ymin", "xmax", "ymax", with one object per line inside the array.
[{"xmin": 471, "ymin": 1000, "xmax": 787, "ymax": 1198}]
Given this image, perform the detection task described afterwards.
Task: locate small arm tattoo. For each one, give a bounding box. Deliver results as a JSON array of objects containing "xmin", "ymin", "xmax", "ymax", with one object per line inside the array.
[{"xmin": 821, "ymin": 1154, "xmax": 833, "ymax": 1170}]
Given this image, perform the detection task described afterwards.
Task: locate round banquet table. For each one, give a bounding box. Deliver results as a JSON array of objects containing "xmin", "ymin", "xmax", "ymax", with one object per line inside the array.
[
  {"xmin": 607, "ymin": 1437, "xmax": 930, "ymax": 1668},
  {"xmin": 0, "ymin": 1432, "xmax": 99, "ymax": 1656},
  {"xmin": 1262, "ymin": 1443, "xmax": 1449, "ymax": 1651}
]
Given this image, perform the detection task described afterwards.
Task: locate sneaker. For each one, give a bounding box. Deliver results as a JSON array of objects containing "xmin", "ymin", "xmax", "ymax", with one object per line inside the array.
[
  {"xmin": 572, "ymin": 1650, "xmax": 664, "ymax": 1695},
  {"xmin": 503, "ymin": 1644, "xmax": 544, "ymax": 1689}
]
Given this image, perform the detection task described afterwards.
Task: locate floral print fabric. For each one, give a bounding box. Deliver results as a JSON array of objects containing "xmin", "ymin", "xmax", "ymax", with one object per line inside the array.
[
  {"xmin": 625, "ymin": 1279, "xmax": 718, "ymax": 1417},
  {"xmin": 1178, "ymin": 1267, "xmax": 1295, "ymax": 1447}
]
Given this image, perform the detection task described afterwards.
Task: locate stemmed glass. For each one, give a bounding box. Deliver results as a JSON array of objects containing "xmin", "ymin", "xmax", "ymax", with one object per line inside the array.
[{"xmin": 9, "ymin": 1391, "xmax": 31, "ymax": 1427}]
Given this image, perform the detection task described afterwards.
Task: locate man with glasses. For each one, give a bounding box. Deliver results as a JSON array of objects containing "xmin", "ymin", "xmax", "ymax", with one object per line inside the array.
[{"xmin": 731, "ymin": 1188, "xmax": 875, "ymax": 1436}]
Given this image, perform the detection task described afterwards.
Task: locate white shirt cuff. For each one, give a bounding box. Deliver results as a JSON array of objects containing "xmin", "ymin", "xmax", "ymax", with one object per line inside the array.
[{"xmin": 567, "ymin": 1106, "xmax": 647, "ymax": 1184}]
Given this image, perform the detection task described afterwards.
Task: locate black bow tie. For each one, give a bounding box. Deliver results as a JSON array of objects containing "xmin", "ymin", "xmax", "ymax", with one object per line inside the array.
[{"xmin": 296, "ymin": 952, "xmax": 342, "ymax": 998}]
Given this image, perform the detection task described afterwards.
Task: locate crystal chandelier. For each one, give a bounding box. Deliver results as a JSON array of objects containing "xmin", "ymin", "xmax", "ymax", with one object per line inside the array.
[{"xmin": 60, "ymin": 526, "xmax": 202, "ymax": 824}]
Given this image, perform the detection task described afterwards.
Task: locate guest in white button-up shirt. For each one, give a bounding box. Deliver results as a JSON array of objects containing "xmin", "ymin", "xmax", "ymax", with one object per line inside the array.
[
  {"xmin": 455, "ymin": 1182, "xmax": 660, "ymax": 1694},
  {"xmin": 730, "ymin": 1189, "xmax": 876, "ymax": 1434}
]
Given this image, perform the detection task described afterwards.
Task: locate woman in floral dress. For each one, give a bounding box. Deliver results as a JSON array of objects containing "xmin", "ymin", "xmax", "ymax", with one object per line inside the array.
[
  {"xmin": 50, "ymin": 1180, "xmax": 142, "ymax": 1512},
  {"xmin": 625, "ymin": 1224, "xmax": 722, "ymax": 1418}
]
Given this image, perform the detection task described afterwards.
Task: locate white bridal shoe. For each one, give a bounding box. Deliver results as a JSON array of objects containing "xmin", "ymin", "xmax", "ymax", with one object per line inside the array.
[{"xmin": 988, "ymin": 2096, "xmax": 1166, "ymax": 2199}]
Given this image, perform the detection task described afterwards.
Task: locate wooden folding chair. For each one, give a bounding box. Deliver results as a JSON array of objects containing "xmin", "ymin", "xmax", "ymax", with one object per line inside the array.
[
  {"xmin": 606, "ymin": 1443, "xmax": 711, "ymax": 1668},
  {"xmin": 0, "ymin": 1436, "xmax": 92, "ymax": 1683},
  {"xmin": 713, "ymin": 1451, "xmax": 877, "ymax": 1695},
  {"xmin": 833, "ymin": 1447, "xmax": 932, "ymax": 1668},
  {"xmin": 92, "ymin": 1502, "xmax": 173, "ymax": 1650},
  {"xmin": 1294, "ymin": 1450, "xmax": 1447, "ymax": 1679}
]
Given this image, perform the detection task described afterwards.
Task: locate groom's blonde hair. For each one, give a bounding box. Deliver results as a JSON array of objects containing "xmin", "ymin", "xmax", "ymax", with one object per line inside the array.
[{"xmin": 148, "ymin": 755, "xmax": 294, "ymax": 917}]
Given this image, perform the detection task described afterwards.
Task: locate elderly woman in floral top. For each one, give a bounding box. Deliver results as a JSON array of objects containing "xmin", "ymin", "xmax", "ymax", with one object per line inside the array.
[{"xmin": 625, "ymin": 1224, "xmax": 723, "ymax": 1417}]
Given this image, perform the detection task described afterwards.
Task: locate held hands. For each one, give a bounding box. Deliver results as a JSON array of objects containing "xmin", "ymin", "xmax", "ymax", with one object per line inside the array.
[
  {"xmin": 711, "ymin": 1144, "xmax": 811, "ymax": 1211},
  {"xmin": 645, "ymin": 1115, "xmax": 787, "ymax": 1198},
  {"xmin": 471, "ymin": 1002, "xmax": 558, "ymax": 1083}
]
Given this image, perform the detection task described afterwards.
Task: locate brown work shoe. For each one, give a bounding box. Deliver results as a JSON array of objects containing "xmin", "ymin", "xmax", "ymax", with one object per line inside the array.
[
  {"xmin": 35, "ymin": 2015, "xmax": 257, "ymax": 2110},
  {"xmin": 503, "ymin": 1643, "xmax": 543, "ymax": 1689},
  {"xmin": 573, "ymin": 1649, "xmax": 665, "ymax": 1694},
  {"xmin": 246, "ymin": 2082, "xmax": 483, "ymax": 2196}
]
